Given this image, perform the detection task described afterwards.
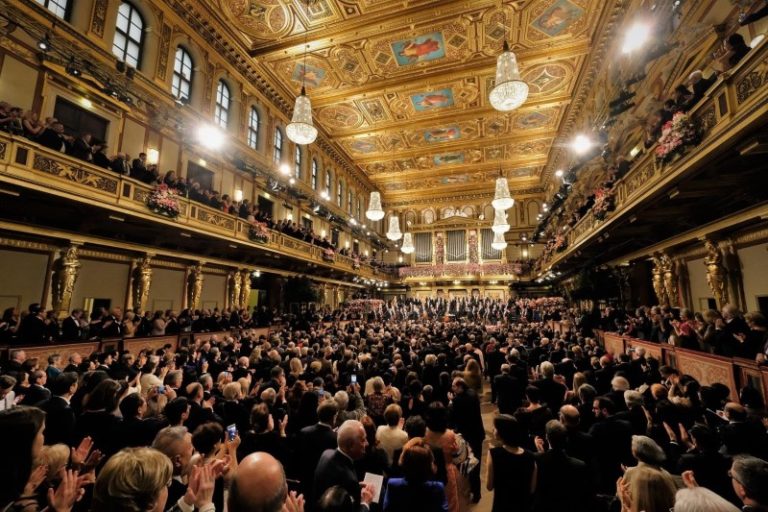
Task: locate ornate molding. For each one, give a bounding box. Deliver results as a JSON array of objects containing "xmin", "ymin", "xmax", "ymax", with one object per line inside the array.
[
  {"xmin": 32, "ymin": 154, "xmax": 119, "ymax": 193},
  {"xmin": 89, "ymin": 0, "xmax": 108, "ymax": 38}
]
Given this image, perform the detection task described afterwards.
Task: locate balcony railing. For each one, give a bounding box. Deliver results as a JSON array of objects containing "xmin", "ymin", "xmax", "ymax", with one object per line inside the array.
[
  {"xmin": 0, "ymin": 133, "xmax": 383, "ymax": 279},
  {"xmin": 545, "ymin": 38, "xmax": 768, "ymax": 268},
  {"xmin": 398, "ymin": 262, "xmax": 530, "ymax": 280}
]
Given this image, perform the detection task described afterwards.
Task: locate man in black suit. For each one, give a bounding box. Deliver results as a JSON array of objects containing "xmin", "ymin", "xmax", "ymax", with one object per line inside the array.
[
  {"xmin": 533, "ymin": 420, "xmax": 594, "ymax": 512},
  {"xmin": 70, "ymin": 132, "xmax": 93, "ymax": 162},
  {"xmin": 588, "ymin": 396, "xmax": 633, "ymax": 493},
  {"xmin": 37, "ymin": 122, "xmax": 68, "ymax": 152},
  {"xmin": 559, "ymin": 405, "xmax": 596, "ymax": 472},
  {"xmin": 61, "ymin": 308, "xmax": 84, "ymax": 341},
  {"xmin": 21, "ymin": 370, "xmax": 51, "ymax": 406},
  {"xmin": 37, "ymin": 372, "xmax": 78, "ymax": 445},
  {"xmin": 131, "ymin": 152, "xmax": 149, "ymax": 181},
  {"xmin": 531, "ymin": 361, "xmax": 567, "ymax": 411},
  {"xmin": 110, "ymin": 152, "xmax": 130, "ymax": 175},
  {"xmin": 449, "ymin": 377, "xmax": 485, "ymax": 503},
  {"xmin": 184, "ymin": 383, "xmax": 221, "ymax": 433},
  {"xmin": 494, "ymin": 363, "xmax": 523, "ymax": 415},
  {"xmin": 297, "ymin": 400, "xmax": 339, "ymax": 500},
  {"xmin": 17, "ymin": 303, "xmax": 46, "ymax": 344},
  {"xmin": 313, "ymin": 420, "xmax": 375, "ymax": 512}
]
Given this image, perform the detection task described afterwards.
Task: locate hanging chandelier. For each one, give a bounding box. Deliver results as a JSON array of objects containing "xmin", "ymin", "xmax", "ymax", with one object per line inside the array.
[
  {"xmin": 492, "ymin": 174, "xmax": 514, "ymax": 210},
  {"xmin": 365, "ymin": 191, "xmax": 385, "ymax": 221},
  {"xmin": 489, "ymin": 41, "xmax": 529, "ymax": 112},
  {"xmin": 401, "ymin": 232, "xmax": 415, "ymax": 254},
  {"xmin": 286, "ymin": 4, "xmax": 317, "ymax": 145},
  {"xmin": 386, "ymin": 214, "xmax": 402, "ymax": 241},
  {"xmin": 491, "ymin": 231, "xmax": 508, "ymax": 251},
  {"xmin": 492, "ymin": 208, "xmax": 510, "ymax": 234}
]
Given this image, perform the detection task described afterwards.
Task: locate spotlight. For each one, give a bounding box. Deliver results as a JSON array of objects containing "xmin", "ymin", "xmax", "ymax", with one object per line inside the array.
[
  {"xmin": 570, "ymin": 134, "xmax": 593, "ymax": 155},
  {"xmin": 289, "ymin": 177, "xmax": 296, "ymax": 185},
  {"xmin": 37, "ymin": 34, "xmax": 51, "ymax": 52},
  {"xmin": 279, "ymin": 163, "xmax": 291, "ymax": 176},
  {"xmin": 320, "ymin": 191, "xmax": 330, "ymax": 201},
  {"xmin": 349, "ymin": 218, "xmax": 357, "ymax": 226},
  {"xmin": 65, "ymin": 57, "xmax": 81, "ymax": 77},
  {"xmin": 196, "ymin": 124, "xmax": 225, "ymax": 150},
  {"xmin": 622, "ymin": 23, "xmax": 650, "ymax": 54},
  {"xmin": 554, "ymin": 169, "xmax": 564, "ymax": 178}
]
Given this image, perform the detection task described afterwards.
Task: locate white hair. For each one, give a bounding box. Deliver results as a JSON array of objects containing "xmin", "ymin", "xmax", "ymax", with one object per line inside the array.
[
  {"xmin": 337, "ymin": 420, "xmax": 363, "ymax": 451},
  {"xmin": 611, "ymin": 376, "xmax": 630, "ymax": 391},
  {"xmin": 540, "ymin": 361, "xmax": 555, "ymax": 378},
  {"xmin": 674, "ymin": 487, "xmax": 740, "ymax": 512}
]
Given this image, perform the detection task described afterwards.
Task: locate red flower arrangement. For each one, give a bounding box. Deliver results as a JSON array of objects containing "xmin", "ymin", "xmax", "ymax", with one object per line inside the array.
[
  {"xmin": 655, "ymin": 112, "xmax": 699, "ymax": 162},
  {"xmin": 147, "ymin": 184, "xmax": 181, "ymax": 218},
  {"xmin": 592, "ymin": 187, "xmax": 615, "ymax": 221},
  {"xmin": 248, "ymin": 221, "xmax": 270, "ymax": 243}
]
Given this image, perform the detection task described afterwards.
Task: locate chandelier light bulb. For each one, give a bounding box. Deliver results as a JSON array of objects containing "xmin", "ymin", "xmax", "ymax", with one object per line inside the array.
[
  {"xmin": 401, "ymin": 232, "xmax": 415, "ymax": 254},
  {"xmin": 492, "ymin": 208, "xmax": 510, "ymax": 234},
  {"xmin": 286, "ymin": 87, "xmax": 318, "ymax": 145},
  {"xmin": 492, "ymin": 176, "xmax": 514, "ymax": 210},
  {"xmin": 365, "ymin": 191, "xmax": 385, "ymax": 221},
  {"xmin": 571, "ymin": 134, "xmax": 593, "ymax": 155},
  {"xmin": 386, "ymin": 215, "xmax": 403, "ymax": 241},
  {"xmin": 489, "ymin": 41, "xmax": 529, "ymax": 112},
  {"xmin": 491, "ymin": 231, "xmax": 508, "ymax": 251}
]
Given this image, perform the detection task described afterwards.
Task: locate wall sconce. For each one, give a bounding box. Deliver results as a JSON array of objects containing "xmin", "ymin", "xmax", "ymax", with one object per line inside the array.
[
  {"xmin": 146, "ymin": 148, "xmax": 160, "ymax": 165},
  {"xmin": 233, "ymin": 189, "xmax": 243, "ymax": 202},
  {"xmin": 286, "ymin": 212, "xmax": 293, "ymax": 221}
]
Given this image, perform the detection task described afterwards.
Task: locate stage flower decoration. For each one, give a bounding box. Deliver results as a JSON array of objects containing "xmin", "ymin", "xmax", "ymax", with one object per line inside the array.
[
  {"xmin": 322, "ymin": 247, "xmax": 335, "ymax": 262},
  {"xmin": 248, "ymin": 221, "xmax": 270, "ymax": 243},
  {"xmin": 655, "ymin": 112, "xmax": 699, "ymax": 162},
  {"xmin": 147, "ymin": 184, "xmax": 181, "ymax": 218}
]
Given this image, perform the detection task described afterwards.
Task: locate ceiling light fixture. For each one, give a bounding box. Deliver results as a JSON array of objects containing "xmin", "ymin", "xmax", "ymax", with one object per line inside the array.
[
  {"xmin": 491, "ymin": 231, "xmax": 508, "ymax": 251},
  {"xmin": 570, "ymin": 134, "xmax": 593, "ymax": 155},
  {"xmin": 386, "ymin": 214, "xmax": 402, "ymax": 241},
  {"xmin": 491, "ymin": 169, "xmax": 514, "ymax": 210},
  {"xmin": 492, "ymin": 208, "xmax": 510, "ymax": 234},
  {"xmin": 366, "ymin": 191, "xmax": 385, "ymax": 221},
  {"xmin": 489, "ymin": 36, "xmax": 528, "ymax": 111},
  {"xmin": 622, "ymin": 23, "xmax": 651, "ymax": 54},
  {"xmin": 401, "ymin": 232, "xmax": 415, "ymax": 254},
  {"xmin": 286, "ymin": 2, "xmax": 318, "ymax": 145}
]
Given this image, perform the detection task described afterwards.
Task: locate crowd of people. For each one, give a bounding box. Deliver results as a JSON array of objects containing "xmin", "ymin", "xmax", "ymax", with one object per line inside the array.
[{"xmin": 2, "ymin": 295, "xmax": 767, "ymax": 512}]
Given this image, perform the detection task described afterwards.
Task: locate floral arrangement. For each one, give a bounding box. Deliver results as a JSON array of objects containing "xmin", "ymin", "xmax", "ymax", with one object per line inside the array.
[
  {"xmin": 352, "ymin": 256, "xmax": 361, "ymax": 270},
  {"xmin": 147, "ymin": 184, "xmax": 180, "ymax": 218},
  {"xmin": 553, "ymin": 234, "xmax": 567, "ymax": 252},
  {"xmin": 592, "ymin": 186, "xmax": 615, "ymax": 221},
  {"xmin": 248, "ymin": 221, "xmax": 270, "ymax": 243},
  {"xmin": 655, "ymin": 112, "xmax": 699, "ymax": 162},
  {"xmin": 398, "ymin": 263, "xmax": 526, "ymax": 278},
  {"xmin": 322, "ymin": 248, "xmax": 335, "ymax": 262}
]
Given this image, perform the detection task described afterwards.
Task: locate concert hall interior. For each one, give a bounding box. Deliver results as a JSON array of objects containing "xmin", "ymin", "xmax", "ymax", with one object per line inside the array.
[{"xmin": 1, "ymin": 0, "xmax": 768, "ymax": 511}]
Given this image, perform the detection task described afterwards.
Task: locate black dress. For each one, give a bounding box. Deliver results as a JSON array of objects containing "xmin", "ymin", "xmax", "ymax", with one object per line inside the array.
[{"xmin": 490, "ymin": 447, "xmax": 535, "ymax": 512}]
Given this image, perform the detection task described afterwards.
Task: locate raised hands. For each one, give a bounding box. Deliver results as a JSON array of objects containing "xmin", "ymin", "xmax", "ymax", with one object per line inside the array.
[
  {"xmin": 48, "ymin": 469, "xmax": 83, "ymax": 512},
  {"xmin": 282, "ymin": 491, "xmax": 305, "ymax": 512}
]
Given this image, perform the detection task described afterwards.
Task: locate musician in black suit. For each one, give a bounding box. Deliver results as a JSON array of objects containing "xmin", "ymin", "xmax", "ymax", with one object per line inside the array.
[
  {"xmin": 297, "ymin": 400, "xmax": 339, "ymax": 500},
  {"xmin": 313, "ymin": 420, "xmax": 375, "ymax": 512},
  {"xmin": 36, "ymin": 372, "xmax": 78, "ymax": 445},
  {"xmin": 61, "ymin": 308, "xmax": 84, "ymax": 341}
]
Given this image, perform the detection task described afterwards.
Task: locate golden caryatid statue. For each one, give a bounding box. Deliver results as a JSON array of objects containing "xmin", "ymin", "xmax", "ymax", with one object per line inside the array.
[
  {"xmin": 187, "ymin": 264, "xmax": 204, "ymax": 311},
  {"xmin": 651, "ymin": 253, "xmax": 668, "ymax": 306},
  {"xmin": 704, "ymin": 239, "xmax": 729, "ymax": 308},
  {"xmin": 660, "ymin": 253, "xmax": 679, "ymax": 308},
  {"xmin": 228, "ymin": 270, "xmax": 242, "ymax": 310},
  {"xmin": 239, "ymin": 269, "xmax": 252, "ymax": 310},
  {"xmin": 132, "ymin": 256, "xmax": 153, "ymax": 314},
  {"xmin": 51, "ymin": 245, "xmax": 81, "ymax": 316}
]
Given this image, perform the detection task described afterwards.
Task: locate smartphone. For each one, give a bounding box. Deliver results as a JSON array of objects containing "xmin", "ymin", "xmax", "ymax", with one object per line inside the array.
[
  {"xmin": 350, "ymin": 374, "xmax": 357, "ymax": 384},
  {"xmin": 227, "ymin": 424, "xmax": 237, "ymax": 441},
  {"xmin": 157, "ymin": 385, "xmax": 165, "ymax": 394}
]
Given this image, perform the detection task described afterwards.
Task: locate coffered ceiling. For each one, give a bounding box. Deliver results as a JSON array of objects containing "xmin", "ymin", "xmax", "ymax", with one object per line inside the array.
[{"xmin": 204, "ymin": 0, "xmax": 619, "ymax": 203}]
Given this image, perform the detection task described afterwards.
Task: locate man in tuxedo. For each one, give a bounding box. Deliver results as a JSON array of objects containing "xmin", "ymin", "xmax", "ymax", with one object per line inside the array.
[
  {"xmin": 110, "ymin": 152, "xmax": 130, "ymax": 175},
  {"xmin": 61, "ymin": 308, "xmax": 84, "ymax": 341},
  {"xmin": 297, "ymin": 400, "xmax": 339, "ymax": 500},
  {"xmin": 131, "ymin": 152, "xmax": 149, "ymax": 181},
  {"xmin": 313, "ymin": 420, "xmax": 375, "ymax": 512},
  {"xmin": 448, "ymin": 377, "xmax": 485, "ymax": 503},
  {"xmin": 21, "ymin": 370, "xmax": 51, "ymax": 405},
  {"xmin": 533, "ymin": 420, "xmax": 593, "ymax": 512},
  {"xmin": 494, "ymin": 363, "xmax": 523, "ymax": 414},
  {"xmin": 229, "ymin": 452, "xmax": 296, "ymax": 512},
  {"xmin": 70, "ymin": 132, "xmax": 93, "ymax": 162},
  {"xmin": 559, "ymin": 405, "xmax": 595, "ymax": 467},
  {"xmin": 588, "ymin": 396, "xmax": 633, "ymax": 493},
  {"xmin": 37, "ymin": 122, "xmax": 69, "ymax": 152},
  {"xmin": 17, "ymin": 303, "xmax": 46, "ymax": 344},
  {"xmin": 100, "ymin": 307, "xmax": 123, "ymax": 338},
  {"xmin": 531, "ymin": 361, "xmax": 567, "ymax": 411},
  {"xmin": 37, "ymin": 372, "xmax": 78, "ymax": 445}
]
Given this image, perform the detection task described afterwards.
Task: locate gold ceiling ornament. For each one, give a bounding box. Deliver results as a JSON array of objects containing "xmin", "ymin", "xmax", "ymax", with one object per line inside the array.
[
  {"xmin": 492, "ymin": 208, "xmax": 510, "ymax": 234},
  {"xmin": 401, "ymin": 232, "xmax": 415, "ymax": 254},
  {"xmin": 286, "ymin": 1, "xmax": 318, "ymax": 145},
  {"xmin": 491, "ymin": 231, "xmax": 508, "ymax": 251},
  {"xmin": 489, "ymin": 6, "xmax": 528, "ymax": 113},
  {"xmin": 365, "ymin": 191, "xmax": 385, "ymax": 220}
]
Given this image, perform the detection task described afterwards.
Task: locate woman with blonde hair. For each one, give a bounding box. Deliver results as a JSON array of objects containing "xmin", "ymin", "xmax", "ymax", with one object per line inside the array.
[
  {"xmin": 289, "ymin": 357, "xmax": 304, "ymax": 378},
  {"xmin": 463, "ymin": 359, "xmax": 483, "ymax": 396},
  {"xmin": 617, "ymin": 465, "xmax": 676, "ymax": 512}
]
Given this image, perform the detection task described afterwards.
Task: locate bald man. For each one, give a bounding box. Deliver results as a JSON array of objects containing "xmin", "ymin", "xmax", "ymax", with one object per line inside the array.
[
  {"xmin": 313, "ymin": 420, "xmax": 374, "ymax": 511},
  {"xmin": 558, "ymin": 405, "xmax": 595, "ymax": 465},
  {"xmin": 229, "ymin": 452, "xmax": 303, "ymax": 512}
]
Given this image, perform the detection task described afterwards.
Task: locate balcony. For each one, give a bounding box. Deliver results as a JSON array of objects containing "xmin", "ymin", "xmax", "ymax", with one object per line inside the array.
[
  {"xmin": 398, "ymin": 262, "xmax": 530, "ymax": 281},
  {"xmin": 542, "ymin": 39, "xmax": 768, "ymax": 271},
  {"xmin": 0, "ymin": 133, "xmax": 385, "ymax": 280}
]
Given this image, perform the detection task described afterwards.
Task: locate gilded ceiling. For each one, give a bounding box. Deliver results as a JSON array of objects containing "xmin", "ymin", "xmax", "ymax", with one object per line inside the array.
[{"xmin": 204, "ymin": 0, "xmax": 617, "ymax": 203}]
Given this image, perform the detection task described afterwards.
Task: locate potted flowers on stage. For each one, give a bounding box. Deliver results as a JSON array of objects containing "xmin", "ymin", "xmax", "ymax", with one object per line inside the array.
[
  {"xmin": 248, "ymin": 221, "xmax": 270, "ymax": 244},
  {"xmin": 322, "ymin": 247, "xmax": 335, "ymax": 262},
  {"xmin": 655, "ymin": 111, "xmax": 700, "ymax": 163},
  {"xmin": 592, "ymin": 186, "xmax": 616, "ymax": 221},
  {"xmin": 147, "ymin": 183, "xmax": 181, "ymax": 218}
]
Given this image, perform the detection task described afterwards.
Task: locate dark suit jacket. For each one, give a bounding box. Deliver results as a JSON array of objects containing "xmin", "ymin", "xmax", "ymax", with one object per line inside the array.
[
  {"xmin": 531, "ymin": 377, "xmax": 567, "ymax": 411},
  {"xmin": 61, "ymin": 316, "xmax": 82, "ymax": 341},
  {"xmin": 313, "ymin": 449, "xmax": 364, "ymax": 511},
  {"xmin": 588, "ymin": 416, "xmax": 633, "ymax": 492},
  {"xmin": 449, "ymin": 389, "xmax": 485, "ymax": 448},
  {"xmin": 110, "ymin": 157, "xmax": 129, "ymax": 175},
  {"xmin": 297, "ymin": 423, "xmax": 338, "ymax": 497},
  {"xmin": 494, "ymin": 373, "xmax": 523, "ymax": 415},
  {"xmin": 21, "ymin": 384, "xmax": 51, "ymax": 407},
  {"xmin": 533, "ymin": 450, "xmax": 593, "ymax": 512},
  {"xmin": 70, "ymin": 138, "xmax": 92, "ymax": 161},
  {"xmin": 38, "ymin": 395, "xmax": 77, "ymax": 446},
  {"xmin": 37, "ymin": 128, "xmax": 67, "ymax": 152}
]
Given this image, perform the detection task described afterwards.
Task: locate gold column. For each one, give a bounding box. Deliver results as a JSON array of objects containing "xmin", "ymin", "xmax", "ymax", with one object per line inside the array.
[
  {"xmin": 660, "ymin": 253, "xmax": 680, "ymax": 308},
  {"xmin": 228, "ymin": 270, "xmax": 242, "ymax": 310},
  {"xmin": 51, "ymin": 245, "xmax": 82, "ymax": 318},
  {"xmin": 704, "ymin": 239, "xmax": 729, "ymax": 309},
  {"xmin": 651, "ymin": 253, "xmax": 668, "ymax": 306},
  {"xmin": 186, "ymin": 263, "xmax": 204, "ymax": 311},
  {"xmin": 131, "ymin": 255, "xmax": 153, "ymax": 314},
  {"xmin": 239, "ymin": 269, "xmax": 252, "ymax": 310}
]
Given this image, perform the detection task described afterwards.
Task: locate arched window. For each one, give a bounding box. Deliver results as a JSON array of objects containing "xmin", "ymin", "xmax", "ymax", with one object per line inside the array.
[
  {"xmin": 273, "ymin": 128, "xmax": 283, "ymax": 165},
  {"xmin": 357, "ymin": 196, "xmax": 362, "ymax": 220},
  {"xmin": 171, "ymin": 47, "xmax": 193, "ymax": 101},
  {"xmin": 311, "ymin": 159, "xmax": 318, "ymax": 190},
  {"xmin": 294, "ymin": 145, "xmax": 302, "ymax": 179},
  {"xmin": 325, "ymin": 169, "xmax": 332, "ymax": 196},
  {"xmin": 247, "ymin": 107, "xmax": 259, "ymax": 149},
  {"xmin": 214, "ymin": 80, "xmax": 231, "ymax": 129},
  {"xmin": 337, "ymin": 179, "xmax": 343, "ymax": 207},
  {"xmin": 35, "ymin": 0, "xmax": 70, "ymax": 20},
  {"xmin": 112, "ymin": 2, "xmax": 144, "ymax": 68},
  {"xmin": 348, "ymin": 189, "xmax": 353, "ymax": 214}
]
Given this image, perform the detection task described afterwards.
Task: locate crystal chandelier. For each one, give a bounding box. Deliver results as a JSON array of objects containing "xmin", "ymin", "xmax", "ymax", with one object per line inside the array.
[
  {"xmin": 491, "ymin": 231, "xmax": 508, "ymax": 251},
  {"xmin": 401, "ymin": 232, "xmax": 415, "ymax": 254},
  {"xmin": 386, "ymin": 214, "xmax": 402, "ymax": 241},
  {"xmin": 489, "ymin": 41, "xmax": 529, "ymax": 112},
  {"xmin": 286, "ymin": 86, "xmax": 317, "ymax": 145},
  {"xmin": 492, "ymin": 208, "xmax": 510, "ymax": 234},
  {"xmin": 286, "ymin": 4, "xmax": 317, "ymax": 145},
  {"xmin": 492, "ymin": 175, "xmax": 514, "ymax": 210},
  {"xmin": 365, "ymin": 191, "xmax": 385, "ymax": 221}
]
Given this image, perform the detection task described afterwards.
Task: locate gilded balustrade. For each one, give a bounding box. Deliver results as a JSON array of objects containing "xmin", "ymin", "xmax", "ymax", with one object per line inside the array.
[{"xmin": 0, "ymin": 134, "xmax": 380, "ymax": 279}]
